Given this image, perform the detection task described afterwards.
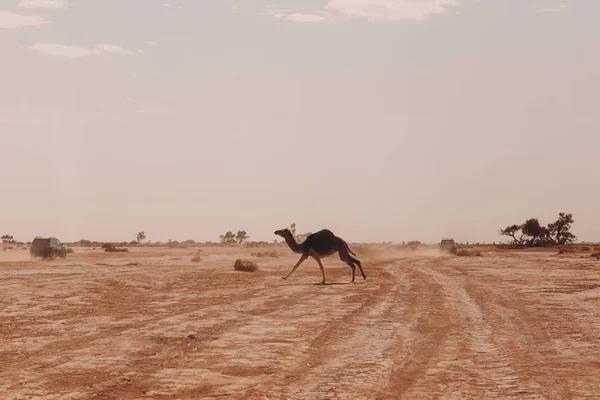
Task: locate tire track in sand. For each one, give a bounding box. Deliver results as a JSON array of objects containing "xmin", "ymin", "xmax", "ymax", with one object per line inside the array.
[
  {"xmin": 390, "ymin": 258, "xmax": 541, "ymax": 399},
  {"xmin": 252, "ymin": 260, "xmax": 451, "ymax": 400}
]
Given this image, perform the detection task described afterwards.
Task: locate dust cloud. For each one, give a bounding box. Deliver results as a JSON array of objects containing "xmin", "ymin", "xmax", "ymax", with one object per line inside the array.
[{"xmin": 0, "ymin": 248, "xmax": 32, "ymax": 262}]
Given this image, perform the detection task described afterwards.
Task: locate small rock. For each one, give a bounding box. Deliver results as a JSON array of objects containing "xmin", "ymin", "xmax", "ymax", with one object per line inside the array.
[{"xmin": 187, "ymin": 334, "xmax": 197, "ymax": 340}]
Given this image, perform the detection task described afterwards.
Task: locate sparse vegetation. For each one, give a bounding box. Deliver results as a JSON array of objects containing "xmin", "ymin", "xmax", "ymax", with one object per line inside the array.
[
  {"xmin": 236, "ymin": 231, "xmax": 249, "ymax": 243},
  {"xmin": 191, "ymin": 255, "xmax": 201, "ymax": 262},
  {"xmin": 167, "ymin": 240, "xmax": 188, "ymax": 249},
  {"xmin": 558, "ymin": 248, "xmax": 575, "ymax": 255},
  {"xmin": 104, "ymin": 245, "xmax": 129, "ymax": 252},
  {"xmin": 251, "ymin": 251, "xmax": 278, "ymax": 258},
  {"xmin": 136, "ymin": 231, "xmax": 147, "ymax": 244},
  {"xmin": 66, "ymin": 248, "xmax": 74, "ymax": 254},
  {"xmin": 234, "ymin": 259, "xmax": 258, "ymax": 272},
  {"xmin": 246, "ymin": 241, "xmax": 270, "ymax": 248},
  {"xmin": 456, "ymin": 249, "xmax": 482, "ymax": 257},
  {"xmin": 219, "ymin": 231, "xmax": 237, "ymax": 243},
  {"xmin": 218, "ymin": 231, "xmax": 251, "ymax": 244},
  {"xmin": 1, "ymin": 234, "xmax": 15, "ymax": 244},
  {"xmin": 591, "ymin": 253, "xmax": 600, "ymax": 260},
  {"xmin": 500, "ymin": 212, "xmax": 577, "ymax": 247}
]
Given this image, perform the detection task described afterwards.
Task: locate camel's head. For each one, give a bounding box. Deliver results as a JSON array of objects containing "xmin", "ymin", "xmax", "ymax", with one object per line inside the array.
[{"xmin": 274, "ymin": 228, "xmax": 291, "ymax": 238}]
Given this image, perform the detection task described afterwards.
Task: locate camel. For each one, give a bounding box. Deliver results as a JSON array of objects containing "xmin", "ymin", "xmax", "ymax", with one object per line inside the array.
[{"xmin": 274, "ymin": 228, "xmax": 366, "ymax": 284}]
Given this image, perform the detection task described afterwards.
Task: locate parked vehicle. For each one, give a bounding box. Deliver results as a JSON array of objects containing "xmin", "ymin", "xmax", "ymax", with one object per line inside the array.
[{"xmin": 30, "ymin": 237, "xmax": 67, "ymax": 259}]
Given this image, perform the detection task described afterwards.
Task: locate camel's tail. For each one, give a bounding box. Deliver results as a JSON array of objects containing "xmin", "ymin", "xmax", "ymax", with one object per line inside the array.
[{"xmin": 344, "ymin": 240, "xmax": 357, "ymax": 256}]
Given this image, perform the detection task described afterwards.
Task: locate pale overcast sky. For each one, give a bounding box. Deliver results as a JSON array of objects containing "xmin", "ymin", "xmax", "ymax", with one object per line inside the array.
[{"xmin": 1, "ymin": 0, "xmax": 598, "ymax": 243}]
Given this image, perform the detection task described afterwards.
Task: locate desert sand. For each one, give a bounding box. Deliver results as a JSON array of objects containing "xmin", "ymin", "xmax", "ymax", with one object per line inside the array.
[{"xmin": 1, "ymin": 245, "xmax": 600, "ymax": 399}]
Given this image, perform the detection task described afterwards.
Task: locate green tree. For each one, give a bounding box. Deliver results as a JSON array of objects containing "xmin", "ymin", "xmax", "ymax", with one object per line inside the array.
[
  {"xmin": 547, "ymin": 213, "xmax": 576, "ymax": 244},
  {"xmin": 219, "ymin": 231, "xmax": 236, "ymax": 243},
  {"xmin": 499, "ymin": 224, "xmax": 525, "ymax": 246},
  {"xmin": 2, "ymin": 234, "xmax": 14, "ymax": 244},
  {"xmin": 136, "ymin": 231, "xmax": 146, "ymax": 243},
  {"xmin": 236, "ymin": 230, "xmax": 249, "ymax": 243},
  {"xmin": 522, "ymin": 218, "xmax": 546, "ymax": 247}
]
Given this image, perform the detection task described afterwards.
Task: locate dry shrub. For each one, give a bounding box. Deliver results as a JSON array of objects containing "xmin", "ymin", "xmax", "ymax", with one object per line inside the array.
[
  {"xmin": 251, "ymin": 251, "xmax": 278, "ymax": 258},
  {"xmin": 168, "ymin": 241, "xmax": 188, "ymax": 249},
  {"xmin": 234, "ymin": 259, "xmax": 258, "ymax": 272},
  {"xmin": 456, "ymin": 250, "xmax": 481, "ymax": 257},
  {"xmin": 101, "ymin": 243, "xmax": 114, "ymax": 249},
  {"xmin": 245, "ymin": 241, "xmax": 270, "ymax": 249},
  {"xmin": 105, "ymin": 246, "xmax": 128, "ymax": 253},
  {"xmin": 592, "ymin": 253, "xmax": 600, "ymax": 260},
  {"xmin": 191, "ymin": 255, "xmax": 201, "ymax": 262},
  {"xmin": 559, "ymin": 248, "xmax": 576, "ymax": 254},
  {"xmin": 581, "ymin": 246, "xmax": 591, "ymax": 252},
  {"xmin": 66, "ymin": 248, "xmax": 74, "ymax": 254},
  {"xmin": 594, "ymin": 247, "xmax": 600, "ymax": 252}
]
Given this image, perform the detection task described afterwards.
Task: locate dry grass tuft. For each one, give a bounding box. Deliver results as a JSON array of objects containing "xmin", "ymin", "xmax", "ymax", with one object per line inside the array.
[
  {"xmin": 251, "ymin": 251, "xmax": 278, "ymax": 258},
  {"xmin": 245, "ymin": 242, "xmax": 271, "ymax": 249},
  {"xmin": 105, "ymin": 246, "xmax": 128, "ymax": 253},
  {"xmin": 592, "ymin": 253, "xmax": 600, "ymax": 260},
  {"xmin": 559, "ymin": 248, "xmax": 576, "ymax": 254},
  {"xmin": 191, "ymin": 255, "xmax": 201, "ymax": 262},
  {"xmin": 66, "ymin": 248, "xmax": 74, "ymax": 254},
  {"xmin": 234, "ymin": 259, "xmax": 258, "ymax": 272},
  {"xmin": 456, "ymin": 249, "xmax": 482, "ymax": 257}
]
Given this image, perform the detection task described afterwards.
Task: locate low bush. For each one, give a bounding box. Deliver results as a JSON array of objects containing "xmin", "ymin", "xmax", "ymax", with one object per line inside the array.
[
  {"xmin": 66, "ymin": 248, "xmax": 74, "ymax": 254},
  {"xmin": 456, "ymin": 250, "xmax": 482, "ymax": 257},
  {"xmin": 191, "ymin": 255, "xmax": 201, "ymax": 262},
  {"xmin": 105, "ymin": 246, "xmax": 128, "ymax": 253},
  {"xmin": 245, "ymin": 241, "xmax": 270, "ymax": 249},
  {"xmin": 251, "ymin": 251, "xmax": 278, "ymax": 258},
  {"xmin": 234, "ymin": 259, "xmax": 258, "ymax": 272},
  {"xmin": 559, "ymin": 248, "xmax": 576, "ymax": 254}
]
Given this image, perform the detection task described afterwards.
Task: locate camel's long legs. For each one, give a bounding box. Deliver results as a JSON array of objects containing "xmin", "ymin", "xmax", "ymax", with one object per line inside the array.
[
  {"xmin": 315, "ymin": 258, "xmax": 327, "ymax": 284},
  {"xmin": 349, "ymin": 262, "xmax": 356, "ymax": 282},
  {"xmin": 351, "ymin": 257, "xmax": 367, "ymax": 280},
  {"xmin": 282, "ymin": 254, "xmax": 308, "ymax": 280}
]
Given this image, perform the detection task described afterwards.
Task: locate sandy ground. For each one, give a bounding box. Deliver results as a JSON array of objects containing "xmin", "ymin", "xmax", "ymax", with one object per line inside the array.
[{"xmin": 1, "ymin": 245, "xmax": 600, "ymax": 399}]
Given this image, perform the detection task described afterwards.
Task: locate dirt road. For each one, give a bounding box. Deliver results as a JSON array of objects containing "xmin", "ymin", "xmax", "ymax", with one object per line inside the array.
[{"xmin": 1, "ymin": 246, "xmax": 600, "ymax": 399}]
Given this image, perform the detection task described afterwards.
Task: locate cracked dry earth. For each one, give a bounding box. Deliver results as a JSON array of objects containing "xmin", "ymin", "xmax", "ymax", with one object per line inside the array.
[{"xmin": 1, "ymin": 246, "xmax": 600, "ymax": 399}]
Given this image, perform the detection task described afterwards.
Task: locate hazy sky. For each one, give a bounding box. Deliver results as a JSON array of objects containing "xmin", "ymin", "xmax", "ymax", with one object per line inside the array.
[{"xmin": 1, "ymin": 0, "xmax": 598, "ymax": 244}]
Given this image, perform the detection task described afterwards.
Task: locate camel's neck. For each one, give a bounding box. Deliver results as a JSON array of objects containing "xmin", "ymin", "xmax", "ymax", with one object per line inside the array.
[{"xmin": 283, "ymin": 233, "xmax": 303, "ymax": 253}]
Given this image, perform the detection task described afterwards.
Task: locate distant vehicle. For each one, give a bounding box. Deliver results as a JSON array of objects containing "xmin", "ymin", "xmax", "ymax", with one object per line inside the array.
[
  {"xmin": 440, "ymin": 238, "xmax": 457, "ymax": 254},
  {"xmin": 30, "ymin": 237, "xmax": 67, "ymax": 259}
]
